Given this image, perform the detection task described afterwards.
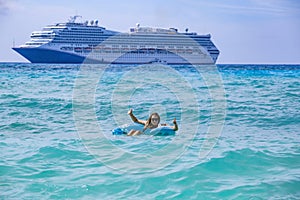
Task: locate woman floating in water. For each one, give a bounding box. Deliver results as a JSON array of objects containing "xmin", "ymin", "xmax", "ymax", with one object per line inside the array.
[{"xmin": 127, "ymin": 108, "xmax": 178, "ymax": 136}]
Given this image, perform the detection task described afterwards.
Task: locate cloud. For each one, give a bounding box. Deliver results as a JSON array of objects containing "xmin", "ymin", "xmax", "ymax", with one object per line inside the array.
[
  {"xmin": 249, "ymin": 0, "xmax": 300, "ymax": 14},
  {"xmin": 181, "ymin": 0, "xmax": 300, "ymax": 17}
]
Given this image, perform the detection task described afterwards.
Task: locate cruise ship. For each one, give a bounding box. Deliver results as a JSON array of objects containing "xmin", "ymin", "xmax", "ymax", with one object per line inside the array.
[{"xmin": 13, "ymin": 16, "xmax": 220, "ymax": 64}]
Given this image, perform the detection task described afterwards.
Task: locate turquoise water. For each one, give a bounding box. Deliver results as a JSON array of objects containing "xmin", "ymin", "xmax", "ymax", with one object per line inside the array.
[{"xmin": 0, "ymin": 63, "xmax": 300, "ymax": 199}]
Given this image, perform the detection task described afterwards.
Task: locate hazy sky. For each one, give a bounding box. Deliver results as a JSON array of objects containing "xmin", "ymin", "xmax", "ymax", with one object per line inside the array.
[{"xmin": 0, "ymin": 0, "xmax": 299, "ymax": 64}]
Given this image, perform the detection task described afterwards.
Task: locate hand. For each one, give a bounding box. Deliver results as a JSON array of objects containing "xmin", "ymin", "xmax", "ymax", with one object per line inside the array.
[
  {"xmin": 128, "ymin": 108, "xmax": 133, "ymax": 115},
  {"xmin": 173, "ymin": 118, "xmax": 178, "ymax": 131},
  {"xmin": 173, "ymin": 118, "xmax": 177, "ymax": 124}
]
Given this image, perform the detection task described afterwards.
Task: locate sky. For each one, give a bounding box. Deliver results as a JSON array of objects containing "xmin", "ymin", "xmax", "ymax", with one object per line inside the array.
[{"xmin": 0, "ymin": 0, "xmax": 299, "ymax": 64}]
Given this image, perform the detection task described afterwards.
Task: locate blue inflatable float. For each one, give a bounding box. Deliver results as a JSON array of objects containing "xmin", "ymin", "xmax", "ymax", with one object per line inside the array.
[{"xmin": 112, "ymin": 123, "xmax": 175, "ymax": 136}]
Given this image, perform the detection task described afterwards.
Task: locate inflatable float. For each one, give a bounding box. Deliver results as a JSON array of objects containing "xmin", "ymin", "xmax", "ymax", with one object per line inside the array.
[{"xmin": 112, "ymin": 123, "xmax": 175, "ymax": 136}]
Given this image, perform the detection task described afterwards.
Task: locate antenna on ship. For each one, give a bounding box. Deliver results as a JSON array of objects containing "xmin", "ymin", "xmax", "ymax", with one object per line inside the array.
[
  {"xmin": 12, "ymin": 38, "xmax": 15, "ymax": 48},
  {"xmin": 69, "ymin": 15, "xmax": 82, "ymax": 23}
]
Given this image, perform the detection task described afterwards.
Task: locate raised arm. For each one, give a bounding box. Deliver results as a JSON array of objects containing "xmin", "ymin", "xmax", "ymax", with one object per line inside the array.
[
  {"xmin": 128, "ymin": 109, "xmax": 146, "ymax": 125},
  {"xmin": 172, "ymin": 118, "xmax": 178, "ymax": 131}
]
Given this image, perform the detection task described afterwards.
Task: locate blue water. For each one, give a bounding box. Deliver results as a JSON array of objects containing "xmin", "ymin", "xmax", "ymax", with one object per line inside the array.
[{"xmin": 1, "ymin": 63, "xmax": 300, "ymax": 199}]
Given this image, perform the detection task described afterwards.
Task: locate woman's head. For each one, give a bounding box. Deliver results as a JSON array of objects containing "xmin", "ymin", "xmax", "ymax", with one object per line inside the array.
[
  {"xmin": 149, "ymin": 113, "xmax": 160, "ymax": 126},
  {"xmin": 144, "ymin": 113, "xmax": 160, "ymax": 129}
]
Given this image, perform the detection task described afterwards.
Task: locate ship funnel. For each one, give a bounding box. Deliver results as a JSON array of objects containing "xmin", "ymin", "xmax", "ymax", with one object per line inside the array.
[
  {"xmin": 95, "ymin": 20, "xmax": 98, "ymax": 26},
  {"xmin": 90, "ymin": 20, "xmax": 94, "ymax": 26}
]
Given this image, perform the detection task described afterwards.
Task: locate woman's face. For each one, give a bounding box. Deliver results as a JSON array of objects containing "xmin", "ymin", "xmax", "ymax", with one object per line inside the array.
[{"xmin": 150, "ymin": 114, "xmax": 160, "ymax": 126}]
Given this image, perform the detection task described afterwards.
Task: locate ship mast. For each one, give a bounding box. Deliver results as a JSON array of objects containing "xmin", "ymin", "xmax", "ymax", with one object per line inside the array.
[{"xmin": 68, "ymin": 15, "xmax": 82, "ymax": 23}]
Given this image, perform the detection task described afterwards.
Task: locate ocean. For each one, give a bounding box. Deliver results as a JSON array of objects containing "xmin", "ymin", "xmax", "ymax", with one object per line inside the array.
[{"xmin": 0, "ymin": 63, "xmax": 299, "ymax": 199}]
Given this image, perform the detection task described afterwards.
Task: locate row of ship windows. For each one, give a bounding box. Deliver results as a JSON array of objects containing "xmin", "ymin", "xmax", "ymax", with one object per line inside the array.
[
  {"xmin": 26, "ymin": 43, "xmax": 44, "ymax": 45},
  {"xmin": 61, "ymin": 46, "xmax": 206, "ymax": 54},
  {"xmin": 75, "ymin": 44, "xmax": 208, "ymax": 49},
  {"xmin": 54, "ymin": 40, "xmax": 211, "ymax": 47},
  {"xmin": 58, "ymin": 34, "xmax": 210, "ymax": 42},
  {"xmin": 52, "ymin": 44, "xmax": 215, "ymax": 50},
  {"xmin": 31, "ymin": 32, "xmax": 211, "ymax": 42},
  {"xmin": 72, "ymin": 50, "xmax": 203, "ymax": 55},
  {"xmin": 52, "ymin": 43, "xmax": 211, "ymax": 50},
  {"xmin": 61, "ymin": 46, "xmax": 202, "ymax": 50},
  {"xmin": 31, "ymin": 36, "xmax": 54, "ymax": 38},
  {"xmin": 58, "ymin": 32, "xmax": 211, "ymax": 39},
  {"xmin": 52, "ymin": 42, "xmax": 210, "ymax": 48},
  {"xmin": 31, "ymin": 34, "xmax": 210, "ymax": 40},
  {"xmin": 61, "ymin": 31, "xmax": 105, "ymax": 35},
  {"xmin": 57, "ymin": 32, "xmax": 209, "ymax": 38},
  {"xmin": 56, "ymin": 37, "xmax": 211, "ymax": 45},
  {"xmin": 51, "ymin": 38, "xmax": 211, "ymax": 45},
  {"xmin": 69, "ymin": 28, "xmax": 105, "ymax": 31}
]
